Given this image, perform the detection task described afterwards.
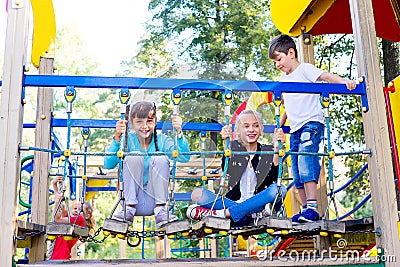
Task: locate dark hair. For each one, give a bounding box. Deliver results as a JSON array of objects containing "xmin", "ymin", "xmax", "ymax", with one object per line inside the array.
[
  {"xmin": 268, "ymin": 34, "xmax": 297, "ymax": 59},
  {"xmin": 129, "ymin": 101, "xmax": 159, "ymax": 151}
]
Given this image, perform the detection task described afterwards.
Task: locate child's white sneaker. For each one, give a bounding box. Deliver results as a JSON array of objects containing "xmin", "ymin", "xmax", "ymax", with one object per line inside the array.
[{"xmin": 112, "ymin": 206, "xmax": 136, "ymax": 225}]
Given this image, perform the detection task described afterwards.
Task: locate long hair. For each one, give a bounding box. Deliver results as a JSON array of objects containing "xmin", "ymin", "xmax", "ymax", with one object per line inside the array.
[
  {"xmin": 234, "ymin": 110, "xmax": 264, "ymax": 145},
  {"xmin": 129, "ymin": 101, "xmax": 159, "ymax": 151},
  {"xmin": 83, "ymin": 201, "xmax": 96, "ymax": 234}
]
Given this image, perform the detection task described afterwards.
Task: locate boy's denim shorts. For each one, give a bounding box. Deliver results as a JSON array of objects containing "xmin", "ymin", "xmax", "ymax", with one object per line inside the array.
[{"xmin": 290, "ymin": 121, "xmax": 324, "ymax": 188}]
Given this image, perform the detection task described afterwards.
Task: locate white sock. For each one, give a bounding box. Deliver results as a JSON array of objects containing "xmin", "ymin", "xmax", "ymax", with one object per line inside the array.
[
  {"xmin": 154, "ymin": 206, "xmax": 164, "ymax": 216},
  {"xmin": 214, "ymin": 209, "xmax": 226, "ymax": 218}
]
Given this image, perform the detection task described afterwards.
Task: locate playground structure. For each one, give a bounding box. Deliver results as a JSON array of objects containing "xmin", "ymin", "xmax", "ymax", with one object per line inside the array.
[{"xmin": 1, "ymin": 0, "xmax": 400, "ymax": 266}]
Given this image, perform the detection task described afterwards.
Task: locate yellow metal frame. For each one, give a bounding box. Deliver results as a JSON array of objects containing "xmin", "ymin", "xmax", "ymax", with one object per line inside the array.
[{"xmin": 85, "ymin": 179, "xmax": 111, "ymax": 200}]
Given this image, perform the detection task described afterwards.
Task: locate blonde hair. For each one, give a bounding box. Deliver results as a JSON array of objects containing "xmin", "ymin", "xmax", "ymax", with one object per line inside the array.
[
  {"xmin": 234, "ymin": 110, "xmax": 264, "ymax": 144},
  {"xmin": 82, "ymin": 201, "xmax": 96, "ymax": 234}
]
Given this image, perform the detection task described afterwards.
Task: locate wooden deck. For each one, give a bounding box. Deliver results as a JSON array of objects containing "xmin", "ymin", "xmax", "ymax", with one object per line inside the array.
[
  {"xmin": 22, "ymin": 257, "xmax": 381, "ymax": 267},
  {"xmin": 16, "ymin": 220, "xmax": 46, "ymax": 249}
]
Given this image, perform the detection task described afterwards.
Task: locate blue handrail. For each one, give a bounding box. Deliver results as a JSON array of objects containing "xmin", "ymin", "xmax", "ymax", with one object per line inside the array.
[{"xmin": 331, "ymin": 163, "xmax": 368, "ymax": 194}]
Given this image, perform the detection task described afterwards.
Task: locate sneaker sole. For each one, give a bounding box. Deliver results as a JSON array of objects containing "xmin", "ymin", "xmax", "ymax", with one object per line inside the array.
[
  {"xmin": 298, "ymin": 216, "xmax": 319, "ymax": 223},
  {"xmin": 156, "ymin": 218, "xmax": 178, "ymax": 228}
]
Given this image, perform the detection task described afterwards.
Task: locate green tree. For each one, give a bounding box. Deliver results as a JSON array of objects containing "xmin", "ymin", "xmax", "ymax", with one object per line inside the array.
[
  {"xmin": 123, "ymin": 0, "xmax": 280, "ymax": 150},
  {"xmin": 54, "ymin": 25, "xmax": 119, "ymax": 152},
  {"xmin": 132, "ymin": 0, "xmax": 279, "ymax": 77}
]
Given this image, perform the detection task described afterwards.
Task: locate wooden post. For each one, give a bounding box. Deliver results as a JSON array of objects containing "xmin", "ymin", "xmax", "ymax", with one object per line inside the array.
[
  {"xmin": 0, "ymin": 0, "xmax": 30, "ymax": 265},
  {"xmin": 156, "ymin": 235, "xmax": 171, "ymax": 258},
  {"xmin": 210, "ymin": 238, "xmax": 217, "ymax": 258},
  {"xmin": 349, "ymin": 0, "xmax": 400, "ymax": 265},
  {"xmin": 165, "ymin": 237, "xmax": 171, "ymax": 258},
  {"xmin": 155, "ymin": 236, "xmax": 165, "ymax": 258},
  {"xmin": 315, "ymin": 164, "xmax": 330, "ymax": 252},
  {"xmin": 119, "ymin": 239, "xmax": 126, "ymax": 258},
  {"xmin": 29, "ymin": 57, "xmax": 54, "ymax": 262},
  {"xmin": 206, "ymin": 238, "xmax": 212, "ymax": 258},
  {"xmin": 199, "ymin": 237, "xmax": 205, "ymax": 258},
  {"xmin": 297, "ymin": 34, "xmax": 315, "ymax": 65}
]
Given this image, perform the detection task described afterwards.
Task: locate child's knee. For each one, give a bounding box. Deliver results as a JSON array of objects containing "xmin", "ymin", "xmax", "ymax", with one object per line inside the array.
[
  {"xmin": 125, "ymin": 156, "xmax": 143, "ymax": 165},
  {"xmin": 191, "ymin": 188, "xmax": 203, "ymax": 202},
  {"xmin": 281, "ymin": 186, "xmax": 288, "ymax": 198},
  {"xmin": 294, "ymin": 178, "xmax": 304, "ymax": 189},
  {"xmin": 150, "ymin": 156, "xmax": 169, "ymax": 167}
]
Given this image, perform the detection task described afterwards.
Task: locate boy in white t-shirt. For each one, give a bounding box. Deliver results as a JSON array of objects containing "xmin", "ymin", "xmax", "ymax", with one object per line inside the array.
[{"xmin": 268, "ymin": 34, "xmax": 356, "ymax": 222}]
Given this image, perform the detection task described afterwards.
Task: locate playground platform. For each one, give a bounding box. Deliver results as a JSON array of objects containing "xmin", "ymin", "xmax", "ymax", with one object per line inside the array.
[{"xmin": 23, "ymin": 257, "xmax": 381, "ymax": 267}]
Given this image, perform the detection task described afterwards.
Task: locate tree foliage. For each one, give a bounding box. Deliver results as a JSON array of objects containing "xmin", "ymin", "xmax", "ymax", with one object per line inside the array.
[
  {"xmin": 53, "ymin": 26, "xmax": 119, "ymax": 152},
  {"xmin": 130, "ymin": 0, "xmax": 280, "ymax": 78}
]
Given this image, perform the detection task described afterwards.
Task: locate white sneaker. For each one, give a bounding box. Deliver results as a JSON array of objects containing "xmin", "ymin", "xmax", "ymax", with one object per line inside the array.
[
  {"xmin": 186, "ymin": 204, "xmax": 215, "ymax": 220},
  {"xmin": 112, "ymin": 206, "xmax": 136, "ymax": 225},
  {"xmin": 262, "ymin": 203, "xmax": 272, "ymax": 217},
  {"xmin": 155, "ymin": 207, "xmax": 178, "ymax": 227}
]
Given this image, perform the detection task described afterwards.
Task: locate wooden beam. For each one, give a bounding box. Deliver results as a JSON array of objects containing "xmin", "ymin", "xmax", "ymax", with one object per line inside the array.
[
  {"xmin": 119, "ymin": 239, "xmax": 126, "ymax": 259},
  {"xmin": 297, "ymin": 34, "xmax": 315, "ymax": 65},
  {"xmin": 349, "ymin": 0, "xmax": 400, "ymax": 265},
  {"xmin": 29, "ymin": 57, "xmax": 54, "ymax": 262},
  {"xmin": 155, "ymin": 236, "xmax": 165, "ymax": 258},
  {"xmin": 0, "ymin": 0, "xmax": 30, "ymax": 265},
  {"xmin": 16, "ymin": 220, "xmax": 46, "ymax": 248}
]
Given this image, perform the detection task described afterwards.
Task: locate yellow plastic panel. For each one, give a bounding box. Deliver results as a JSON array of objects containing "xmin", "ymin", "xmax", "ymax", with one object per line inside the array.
[
  {"xmin": 390, "ymin": 75, "xmax": 400, "ymax": 166},
  {"xmin": 30, "ymin": 0, "xmax": 56, "ymax": 68},
  {"xmin": 398, "ymin": 221, "xmax": 400, "ymax": 240},
  {"xmin": 85, "ymin": 179, "xmax": 112, "ymax": 200},
  {"xmin": 271, "ymin": 0, "xmax": 335, "ymax": 36}
]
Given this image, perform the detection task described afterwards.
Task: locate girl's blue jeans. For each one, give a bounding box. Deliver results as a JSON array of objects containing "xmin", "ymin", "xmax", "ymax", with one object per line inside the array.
[{"xmin": 193, "ymin": 183, "xmax": 287, "ymax": 226}]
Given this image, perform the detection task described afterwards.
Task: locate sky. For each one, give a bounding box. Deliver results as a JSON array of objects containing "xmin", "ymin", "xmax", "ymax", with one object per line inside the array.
[{"xmin": 1, "ymin": 0, "xmax": 151, "ymax": 75}]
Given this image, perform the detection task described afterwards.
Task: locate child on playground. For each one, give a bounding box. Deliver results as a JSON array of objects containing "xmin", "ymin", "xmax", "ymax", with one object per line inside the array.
[
  {"xmin": 187, "ymin": 110, "xmax": 287, "ymax": 226},
  {"xmin": 49, "ymin": 176, "xmax": 95, "ymax": 260},
  {"xmin": 104, "ymin": 101, "xmax": 190, "ymax": 227},
  {"xmin": 268, "ymin": 34, "xmax": 357, "ymax": 222}
]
